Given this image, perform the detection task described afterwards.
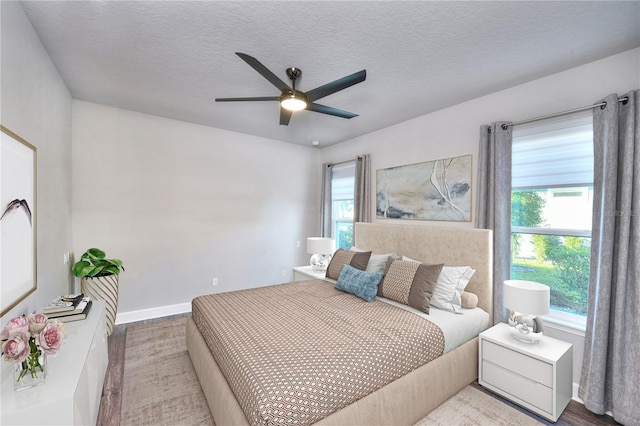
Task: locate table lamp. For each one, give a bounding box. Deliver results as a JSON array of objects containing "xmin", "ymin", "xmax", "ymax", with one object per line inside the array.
[
  {"xmin": 503, "ymin": 280, "xmax": 550, "ymax": 344},
  {"xmin": 306, "ymin": 237, "xmax": 335, "ymax": 271}
]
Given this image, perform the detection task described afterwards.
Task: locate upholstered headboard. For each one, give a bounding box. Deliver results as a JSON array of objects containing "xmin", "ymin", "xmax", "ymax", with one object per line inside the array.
[{"xmin": 354, "ymin": 222, "xmax": 493, "ymax": 323}]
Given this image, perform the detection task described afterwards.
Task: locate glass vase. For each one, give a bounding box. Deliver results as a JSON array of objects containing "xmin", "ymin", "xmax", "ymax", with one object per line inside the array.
[{"xmin": 14, "ymin": 352, "xmax": 47, "ymax": 391}]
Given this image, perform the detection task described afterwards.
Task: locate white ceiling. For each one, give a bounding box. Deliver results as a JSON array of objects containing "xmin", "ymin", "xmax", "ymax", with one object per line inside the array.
[{"xmin": 19, "ymin": 1, "xmax": 640, "ymax": 147}]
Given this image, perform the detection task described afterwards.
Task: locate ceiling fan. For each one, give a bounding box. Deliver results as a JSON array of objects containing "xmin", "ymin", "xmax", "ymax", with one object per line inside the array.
[{"xmin": 216, "ymin": 53, "xmax": 366, "ymax": 126}]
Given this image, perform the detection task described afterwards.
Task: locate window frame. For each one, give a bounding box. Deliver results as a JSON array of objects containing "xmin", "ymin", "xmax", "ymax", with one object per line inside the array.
[
  {"xmin": 510, "ymin": 112, "xmax": 594, "ymax": 331},
  {"xmin": 331, "ymin": 161, "xmax": 356, "ymax": 250}
]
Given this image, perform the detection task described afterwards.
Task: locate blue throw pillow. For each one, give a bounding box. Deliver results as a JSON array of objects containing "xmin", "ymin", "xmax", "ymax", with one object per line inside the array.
[{"xmin": 335, "ymin": 264, "xmax": 383, "ymax": 302}]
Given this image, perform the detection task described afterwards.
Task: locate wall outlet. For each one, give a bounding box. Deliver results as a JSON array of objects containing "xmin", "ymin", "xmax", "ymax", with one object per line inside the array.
[
  {"xmin": 296, "ymin": 240, "xmax": 301, "ymax": 248},
  {"xmin": 63, "ymin": 250, "xmax": 74, "ymax": 265},
  {"xmin": 281, "ymin": 268, "xmax": 287, "ymax": 277},
  {"xmin": 212, "ymin": 277, "xmax": 218, "ymax": 286}
]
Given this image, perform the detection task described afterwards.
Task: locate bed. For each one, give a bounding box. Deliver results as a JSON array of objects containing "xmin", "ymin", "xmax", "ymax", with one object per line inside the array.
[{"xmin": 187, "ymin": 222, "xmax": 493, "ymax": 425}]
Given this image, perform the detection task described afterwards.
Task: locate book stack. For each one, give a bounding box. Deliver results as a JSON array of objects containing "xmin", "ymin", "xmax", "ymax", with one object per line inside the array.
[{"xmin": 42, "ymin": 294, "xmax": 93, "ymax": 323}]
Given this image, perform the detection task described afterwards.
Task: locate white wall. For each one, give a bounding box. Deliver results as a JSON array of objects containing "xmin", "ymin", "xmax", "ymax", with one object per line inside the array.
[
  {"xmin": 322, "ymin": 48, "xmax": 640, "ymax": 229},
  {"xmin": 72, "ymin": 101, "xmax": 319, "ymax": 319},
  {"xmin": 0, "ymin": 2, "xmax": 73, "ymax": 320},
  {"xmin": 321, "ymin": 48, "xmax": 640, "ymax": 391}
]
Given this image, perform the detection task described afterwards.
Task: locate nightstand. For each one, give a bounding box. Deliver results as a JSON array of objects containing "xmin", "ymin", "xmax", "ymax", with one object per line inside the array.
[
  {"xmin": 478, "ymin": 322, "xmax": 572, "ymax": 422},
  {"xmin": 292, "ymin": 265, "xmax": 328, "ymax": 281}
]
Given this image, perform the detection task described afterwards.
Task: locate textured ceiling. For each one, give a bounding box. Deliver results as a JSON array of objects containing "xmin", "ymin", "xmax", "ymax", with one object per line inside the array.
[{"xmin": 19, "ymin": 1, "xmax": 640, "ymax": 147}]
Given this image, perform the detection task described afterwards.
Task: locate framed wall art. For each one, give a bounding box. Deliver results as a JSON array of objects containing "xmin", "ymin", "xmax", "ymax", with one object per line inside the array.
[
  {"xmin": 1, "ymin": 125, "xmax": 37, "ymax": 316},
  {"xmin": 376, "ymin": 154, "xmax": 472, "ymax": 222}
]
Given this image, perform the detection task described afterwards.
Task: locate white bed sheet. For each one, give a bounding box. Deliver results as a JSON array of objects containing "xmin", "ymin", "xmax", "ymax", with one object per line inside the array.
[
  {"xmin": 322, "ymin": 276, "xmax": 489, "ymax": 353},
  {"xmin": 377, "ymin": 296, "xmax": 490, "ymax": 353}
]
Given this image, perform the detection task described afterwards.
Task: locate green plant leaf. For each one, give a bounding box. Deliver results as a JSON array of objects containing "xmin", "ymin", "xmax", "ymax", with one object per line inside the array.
[
  {"xmin": 74, "ymin": 248, "xmax": 124, "ymax": 277},
  {"xmin": 88, "ymin": 265, "xmax": 106, "ymax": 277},
  {"xmin": 72, "ymin": 260, "xmax": 93, "ymax": 277},
  {"xmin": 85, "ymin": 248, "xmax": 106, "ymax": 260},
  {"xmin": 103, "ymin": 265, "xmax": 120, "ymax": 275}
]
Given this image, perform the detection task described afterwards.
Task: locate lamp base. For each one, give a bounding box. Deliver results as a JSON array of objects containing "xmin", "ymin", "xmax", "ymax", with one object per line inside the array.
[
  {"xmin": 508, "ymin": 310, "xmax": 544, "ymax": 344},
  {"xmin": 510, "ymin": 329, "xmax": 543, "ymax": 344},
  {"xmin": 310, "ymin": 254, "xmax": 331, "ymax": 271}
]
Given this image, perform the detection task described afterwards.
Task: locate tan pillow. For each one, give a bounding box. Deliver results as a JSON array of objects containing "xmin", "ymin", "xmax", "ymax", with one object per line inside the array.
[
  {"xmin": 350, "ymin": 247, "xmax": 400, "ymax": 274},
  {"xmin": 326, "ymin": 249, "xmax": 372, "ymax": 280},
  {"xmin": 461, "ymin": 291, "xmax": 478, "ymax": 309},
  {"xmin": 378, "ymin": 259, "xmax": 443, "ymax": 314}
]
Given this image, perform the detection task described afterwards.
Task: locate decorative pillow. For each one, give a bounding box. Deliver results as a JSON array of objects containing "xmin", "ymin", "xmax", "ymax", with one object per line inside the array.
[
  {"xmin": 401, "ymin": 256, "xmax": 476, "ymax": 314},
  {"xmin": 378, "ymin": 259, "xmax": 443, "ymax": 314},
  {"xmin": 430, "ymin": 266, "xmax": 476, "ymax": 313},
  {"xmin": 461, "ymin": 291, "xmax": 479, "ymax": 309},
  {"xmin": 326, "ymin": 249, "xmax": 372, "ymax": 280},
  {"xmin": 350, "ymin": 246, "xmax": 399, "ymax": 274},
  {"xmin": 335, "ymin": 265, "xmax": 383, "ymax": 302}
]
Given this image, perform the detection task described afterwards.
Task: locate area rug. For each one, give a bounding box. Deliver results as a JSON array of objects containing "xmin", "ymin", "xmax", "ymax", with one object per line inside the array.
[
  {"xmin": 120, "ymin": 316, "xmax": 542, "ymax": 426},
  {"xmin": 120, "ymin": 316, "xmax": 214, "ymax": 425},
  {"xmin": 417, "ymin": 385, "xmax": 542, "ymax": 425}
]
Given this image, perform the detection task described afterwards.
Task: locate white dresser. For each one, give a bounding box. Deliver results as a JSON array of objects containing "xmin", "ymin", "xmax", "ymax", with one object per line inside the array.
[
  {"xmin": 1, "ymin": 300, "xmax": 109, "ymax": 425},
  {"xmin": 478, "ymin": 322, "xmax": 572, "ymax": 422}
]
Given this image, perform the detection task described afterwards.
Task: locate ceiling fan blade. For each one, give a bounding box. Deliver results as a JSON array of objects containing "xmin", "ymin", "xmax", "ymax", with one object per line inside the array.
[
  {"xmin": 279, "ymin": 108, "xmax": 293, "ymax": 126},
  {"xmin": 307, "ymin": 103, "xmax": 358, "ymax": 119},
  {"xmin": 215, "ymin": 96, "xmax": 279, "ymax": 102},
  {"xmin": 305, "ymin": 70, "xmax": 366, "ymax": 102},
  {"xmin": 235, "ymin": 52, "xmax": 291, "ymax": 93}
]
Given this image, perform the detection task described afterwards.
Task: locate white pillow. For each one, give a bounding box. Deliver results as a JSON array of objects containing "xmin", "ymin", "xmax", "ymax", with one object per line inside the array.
[
  {"xmin": 430, "ymin": 266, "xmax": 475, "ymax": 313},
  {"xmin": 351, "ymin": 246, "xmax": 398, "ymax": 274},
  {"xmin": 401, "ymin": 256, "xmax": 475, "ymax": 314}
]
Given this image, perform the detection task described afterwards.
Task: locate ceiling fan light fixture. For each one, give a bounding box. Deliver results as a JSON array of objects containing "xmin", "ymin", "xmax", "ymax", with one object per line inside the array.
[
  {"xmin": 217, "ymin": 54, "xmax": 365, "ymax": 125},
  {"xmin": 280, "ymin": 92, "xmax": 308, "ymax": 111}
]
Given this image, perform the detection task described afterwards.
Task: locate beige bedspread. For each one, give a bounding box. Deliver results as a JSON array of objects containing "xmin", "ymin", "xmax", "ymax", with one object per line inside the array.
[{"xmin": 192, "ymin": 279, "xmax": 445, "ymax": 426}]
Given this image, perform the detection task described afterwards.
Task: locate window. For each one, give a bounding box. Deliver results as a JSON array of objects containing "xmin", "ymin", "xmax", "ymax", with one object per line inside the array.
[
  {"xmin": 331, "ymin": 162, "xmax": 355, "ymax": 250},
  {"xmin": 510, "ymin": 111, "xmax": 593, "ymax": 329}
]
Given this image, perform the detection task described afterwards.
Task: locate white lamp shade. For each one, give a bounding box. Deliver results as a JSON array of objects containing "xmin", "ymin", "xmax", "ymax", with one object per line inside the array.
[
  {"xmin": 504, "ymin": 280, "xmax": 550, "ymax": 315},
  {"xmin": 306, "ymin": 237, "xmax": 335, "ymax": 255}
]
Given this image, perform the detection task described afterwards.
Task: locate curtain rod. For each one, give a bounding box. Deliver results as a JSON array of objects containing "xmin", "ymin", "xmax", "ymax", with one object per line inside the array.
[
  {"xmin": 501, "ymin": 96, "xmax": 629, "ymax": 130},
  {"xmin": 326, "ymin": 156, "xmax": 362, "ymax": 167}
]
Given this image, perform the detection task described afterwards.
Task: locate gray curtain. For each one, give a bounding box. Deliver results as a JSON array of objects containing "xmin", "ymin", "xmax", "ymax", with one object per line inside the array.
[
  {"xmin": 353, "ymin": 154, "xmax": 371, "ymax": 242},
  {"xmin": 475, "ymin": 122, "xmax": 513, "ymax": 324},
  {"xmin": 579, "ymin": 90, "xmax": 639, "ymax": 425},
  {"xmin": 320, "ymin": 163, "xmax": 333, "ymax": 237}
]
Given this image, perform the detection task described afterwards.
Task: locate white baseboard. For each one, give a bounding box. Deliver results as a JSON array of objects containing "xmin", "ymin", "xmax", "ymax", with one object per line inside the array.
[
  {"xmin": 573, "ymin": 382, "xmax": 583, "ymax": 403},
  {"xmin": 115, "ymin": 302, "xmax": 191, "ymax": 325}
]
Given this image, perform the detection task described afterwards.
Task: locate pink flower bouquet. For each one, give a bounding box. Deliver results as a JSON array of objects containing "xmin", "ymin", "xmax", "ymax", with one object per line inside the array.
[{"xmin": 1, "ymin": 313, "xmax": 66, "ymax": 383}]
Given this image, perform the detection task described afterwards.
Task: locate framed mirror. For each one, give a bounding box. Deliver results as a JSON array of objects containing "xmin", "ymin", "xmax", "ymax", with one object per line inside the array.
[{"xmin": 1, "ymin": 125, "xmax": 37, "ymax": 316}]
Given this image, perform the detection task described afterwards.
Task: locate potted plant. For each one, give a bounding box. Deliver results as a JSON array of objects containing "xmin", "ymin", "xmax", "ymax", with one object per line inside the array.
[{"xmin": 72, "ymin": 248, "xmax": 124, "ymax": 336}]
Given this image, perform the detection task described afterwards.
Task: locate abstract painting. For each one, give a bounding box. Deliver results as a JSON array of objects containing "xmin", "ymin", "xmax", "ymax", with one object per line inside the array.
[
  {"xmin": 1, "ymin": 126, "xmax": 37, "ymax": 316},
  {"xmin": 376, "ymin": 154, "xmax": 472, "ymax": 221}
]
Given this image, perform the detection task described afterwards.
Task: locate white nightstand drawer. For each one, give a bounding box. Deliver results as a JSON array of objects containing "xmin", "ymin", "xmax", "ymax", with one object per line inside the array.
[
  {"xmin": 482, "ymin": 360, "xmax": 553, "ymax": 414},
  {"xmin": 482, "ymin": 339, "xmax": 553, "ymax": 387}
]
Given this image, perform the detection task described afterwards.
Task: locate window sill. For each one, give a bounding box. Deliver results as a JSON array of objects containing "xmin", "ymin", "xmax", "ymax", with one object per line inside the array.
[{"xmin": 542, "ymin": 311, "xmax": 586, "ymax": 337}]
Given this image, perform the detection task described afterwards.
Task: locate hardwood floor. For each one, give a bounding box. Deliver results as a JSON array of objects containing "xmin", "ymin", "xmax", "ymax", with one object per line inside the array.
[
  {"xmin": 97, "ymin": 316, "xmax": 620, "ymax": 426},
  {"xmin": 469, "ymin": 382, "xmax": 620, "ymax": 426},
  {"xmin": 97, "ymin": 322, "xmax": 126, "ymax": 426}
]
